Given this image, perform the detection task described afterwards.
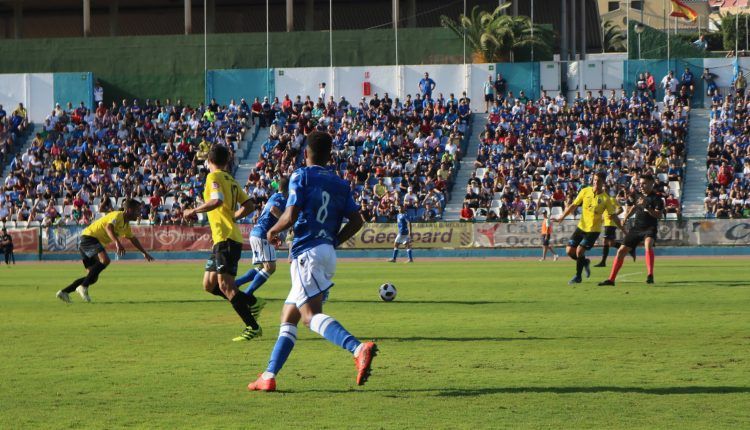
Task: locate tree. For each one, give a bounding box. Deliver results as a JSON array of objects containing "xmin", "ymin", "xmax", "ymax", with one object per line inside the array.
[
  {"xmin": 601, "ymin": 19, "xmax": 626, "ymax": 52},
  {"xmin": 718, "ymin": 12, "xmax": 749, "ymax": 52},
  {"xmin": 440, "ymin": 3, "xmax": 554, "ymax": 63}
]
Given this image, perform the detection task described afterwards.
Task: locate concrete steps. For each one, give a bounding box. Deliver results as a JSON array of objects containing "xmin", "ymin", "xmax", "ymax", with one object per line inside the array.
[
  {"xmin": 443, "ymin": 115, "xmax": 485, "ymax": 220},
  {"xmin": 681, "ymin": 109, "xmax": 710, "ymax": 218}
]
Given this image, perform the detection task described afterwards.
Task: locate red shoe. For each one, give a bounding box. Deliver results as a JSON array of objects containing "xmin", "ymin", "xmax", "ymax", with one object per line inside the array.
[
  {"xmin": 247, "ymin": 373, "xmax": 276, "ymax": 392},
  {"xmin": 354, "ymin": 342, "xmax": 378, "ymax": 386}
]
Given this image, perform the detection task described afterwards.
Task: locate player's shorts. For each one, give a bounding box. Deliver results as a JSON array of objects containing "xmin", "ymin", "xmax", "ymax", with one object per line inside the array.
[
  {"xmin": 78, "ymin": 235, "xmax": 105, "ymax": 268},
  {"xmin": 204, "ymin": 239, "xmax": 242, "ymax": 276},
  {"xmin": 394, "ymin": 233, "xmax": 411, "ymax": 245},
  {"xmin": 286, "ymin": 244, "xmax": 335, "ymax": 308},
  {"xmin": 249, "ymin": 235, "xmax": 277, "ymax": 264},
  {"xmin": 623, "ymin": 226, "xmax": 658, "ymax": 249},
  {"xmin": 541, "ymin": 234, "xmax": 551, "ymax": 246},
  {"xmin": 603, "ymin": 226, "xmax": 617, "ymax": 240},
  {"xmin": 567, "ymin": 228, "xmax": 600, "ymax": 250}
]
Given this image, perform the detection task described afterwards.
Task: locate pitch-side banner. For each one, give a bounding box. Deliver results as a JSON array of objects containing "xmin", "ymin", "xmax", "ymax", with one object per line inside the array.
[
  {"xmin": 3, "ymin": 228, "xmax": 39, "ymax": 252},
  {"xmin": 341, "ymin": 222, "xmax": 474, "ymax": 249},
  {"xmin": 687, "ymin": 219, "xmax": 750, "ymax": 246}
]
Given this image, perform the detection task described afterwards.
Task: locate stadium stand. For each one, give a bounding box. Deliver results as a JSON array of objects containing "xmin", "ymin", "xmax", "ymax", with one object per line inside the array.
[
  {"xmin": 463, "ymin": 87, "xmax": 690, "ymax": 222},
  {"xmin": 704, "ymin": 91, "xmax": 750, "ymax": 218}
]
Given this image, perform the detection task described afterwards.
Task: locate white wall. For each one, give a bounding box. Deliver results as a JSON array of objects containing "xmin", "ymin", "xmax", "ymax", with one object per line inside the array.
[
  {"xmin": 275, "ymin": 67, "xmax": 333, "ymax": 102},
  {"xmin": 0, "ymin": 73, "xmax": 54, "ymax": 124}
]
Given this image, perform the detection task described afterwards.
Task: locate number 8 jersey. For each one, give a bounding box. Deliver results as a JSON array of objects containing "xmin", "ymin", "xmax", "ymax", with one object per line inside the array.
[
  {"xmin": 204, "ymin": 170, "xmax": 250, "ymax": 245},
  {"xmin": 288, "ymin": 166, "xmax": 359, "ymax": 258}
]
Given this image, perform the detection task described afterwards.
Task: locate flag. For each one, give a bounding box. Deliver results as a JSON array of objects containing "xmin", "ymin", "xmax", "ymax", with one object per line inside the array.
[
  {"xmin": 670, "ymin": 0, "xmax": 698, "ymax": 22},
  {"xmin": 733, "ymin": 56, "xmax": 740, "ymax": 84}
]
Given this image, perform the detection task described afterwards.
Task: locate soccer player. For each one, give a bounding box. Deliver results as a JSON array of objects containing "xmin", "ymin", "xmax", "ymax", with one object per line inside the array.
[
  {"xmin": 555, "ymin": 172, "xmax": 623, "ymax": 285},
  {"xmin": 183, "ymin": 145, "xmax": 262, "ymax": 342},
  {"xmin": 56, "ymin": 199, "xmax": 154, "ymax": 303},
  {"xmin": 247, "ymin": 131, "xmax": 377, "ymax": 392},
  {"xmin": 598, "ymin": 175, "xmax": 664, "ymax": 286},
  {"xmin": 538, "ymin": 210, "xmax": 558, "ymax": 261},
  {"xmin": 388, "ymin": 206, "xmax": 413, "ymax": 263},
  {"xmin": 1, "ymin": 227, "xmax": 14, "ymax": 265},
  {"xmin": 235, "ymin": 177, "xmax": 289, "ymax": 296},
  {"xmin": 593, "ymin": 187, "xmax": 633, "ymax": 267}
]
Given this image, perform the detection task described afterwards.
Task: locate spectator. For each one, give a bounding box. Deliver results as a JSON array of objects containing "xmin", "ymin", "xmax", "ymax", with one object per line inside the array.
[
  {"xmin": 460, "ymin": 202, "xmax": 474, "ymax": 221},
  {"xmin": 692, "ymin": 34, "xmax": 707, "ymax": 51},
  {"xmin": 483, "ymin": 75, "xmax": 495, "ymax": 113},
  {"xmin": 494, "ymin": 73, "xmax": 507, "ymax": 100},
  {"xmin": 418, "ymin": 72, "xmax": 436, "ymax": 97},
  {"xmin": 702, "ymin": 68, "xmax": 718, "ymax": 95},
  {"xmin": 734, "ymin": 70, "xmax": 746, "ymax": 98}
]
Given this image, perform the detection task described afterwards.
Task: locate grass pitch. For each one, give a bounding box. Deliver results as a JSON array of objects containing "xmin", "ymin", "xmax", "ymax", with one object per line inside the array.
[{"xmin": 1, "ymin": 257, "xmax": 749, "ymax": 429}]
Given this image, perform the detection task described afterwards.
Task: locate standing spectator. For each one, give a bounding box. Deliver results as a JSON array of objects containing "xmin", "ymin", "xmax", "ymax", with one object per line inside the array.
[
  {"xmin": 692, "ymin": 34, "xmax": 707, "ymax": 51},
  {"xmin": 418, "ymin": 72, "xmax": 436, "ymax": 97},
  {"xmin": 680, "ymin": 67, "xmax": 694, "ymax": 95},
  {"xmin": 319, "ymin": 82, "xmax": 326, "ymax": 101},
  {"xmin": 494, "ymin": 73, "xmax": 507, "ymax": 100},
  {"xmin": 734, "ymin": 71, "xmax": 746, "ymax": 98},
  {"xmin": 483, "ymin": 75, "xmax": 495, "ymax": 113},
  {"xmin": 661, "ymin": 71, "xmax": 678, "ymax": 95},
  {"xmin": 94, "ymin": 80, "xmax": 104, "ymax": 105},
  {"xmin": 646, "ymin": 72, "xmax": 656, "ymax": 95},
  {"xmin": 702, "ymin": 68, "xmax": 718, "ymax": 95}
]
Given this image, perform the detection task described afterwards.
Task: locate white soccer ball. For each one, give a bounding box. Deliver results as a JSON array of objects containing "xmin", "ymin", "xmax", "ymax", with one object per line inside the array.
[{"xmin": 379, "ymin": 283, "xmax": 397, "ymax": 302}]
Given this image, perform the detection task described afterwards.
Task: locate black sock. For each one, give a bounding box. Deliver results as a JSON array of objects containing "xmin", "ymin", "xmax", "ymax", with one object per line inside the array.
[
  {"xmin": 576, "ymin": 256, "xmax": 586, "ymax": 278},
  {"xmin": 601, "ymin": 245, "xmax": 610, "ymax": 263},
  {"xmin": 81, "ymin": 262, "xmax": 106, "ymax": 287},
  {"xmin": 245, "ymin": 293, "xmax": 257, "ymax": 306},
  {"xmin": 229, "ymin": 293, "xmax": 259, "ymax": 329},
  {"xmin": 63, "ymin": 277, "xmax": 87, "ymax": 293},
  {"xmin": 209, "ymin": 286, "xmax": 228, "ymax": 299}
]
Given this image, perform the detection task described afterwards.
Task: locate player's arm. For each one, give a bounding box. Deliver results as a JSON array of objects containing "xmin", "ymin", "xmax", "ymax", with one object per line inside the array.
[
  {"xmin": 103, "ymin": 223, "xmax": 126, "ymax": 256},
  {"xmin": 267, "ymin": 205, "xmax": 298, "ymax": 243},
  {"xmin": 336, "ymin": 211, "xmax": 364, "ymax": 247},
  {"xmin": 184, "ymin": 198, "xmax": 222, "ymax": 218},
  {"xmin": 128, "ymin": 236, "xmax": 154, "ymax": 261},
  {"xmin": 555, "ymin": 203, "xmax": 578, "ymax": 223},
  {"xmin": 623, "ymin": 204, "xmax": 637, "ymax": 221},
  {"xmin": 233, "ymin": 198, "xmax": 255, "ymax": 221}
]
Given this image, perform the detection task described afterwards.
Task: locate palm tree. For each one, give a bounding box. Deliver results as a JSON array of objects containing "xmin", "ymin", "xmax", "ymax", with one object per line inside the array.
[
  {"xmin": 440, "ymin": 4, "xmax": 554, "ymax": 63},
  {"xmin": 601, "ymin": 19, "xmax": 626, "ymax": 52}
]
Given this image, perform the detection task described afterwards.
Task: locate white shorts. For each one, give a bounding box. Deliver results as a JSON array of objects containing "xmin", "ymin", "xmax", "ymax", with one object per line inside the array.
[
  {"xmin": 394, "ymin": 233, "xmax": 411, "ymax": 245},
  {"xmin": 286, "ymin": 244, "xmax": 335, "ymax": 308},
  {"xmin": 249, "ymin": 235, "xmax": 276, "ymax": 264}
]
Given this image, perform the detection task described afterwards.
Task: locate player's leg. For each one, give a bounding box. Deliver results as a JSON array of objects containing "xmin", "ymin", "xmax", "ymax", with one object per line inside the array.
[
  {"xmin": 389, "ymin": 240, "xmax": 399, "ymax": 262},
  {"xmin": 244, "ymin": 240, "xmax": 277, "ymax": 294},
  {"xmin": 57, "ymin": 254, "xmax": 96, "ymax": 303},
  {"xmin": 249, "ymin": 304, "xmax": 302, "ymax": 391},
  {"xmin": 644, "ymin": 236, "xmax": 655, "ymax": 283},
  {"xmin": 235, "ymin": 266, "xmax": 259, "ymax": 288},
  {"xmin": 540, "ymin": 239, "xmax": 547, "ymax": 261},
  {"xmin": 9, "ymin": 249, "xmax": 13, "ymax": 264},
  {"xmin": 203, "ymin": 269, "xmax": 227, "ymax": 299},
  {"xmin": 405, "ymin": 240, "xmax": 413, "ymax": 262},
  {"xmin": 575, "ymin": 245, "xmax": 589, "ymax": 279},
  {"xmin": 236, "ymin": 237, "xmax": 263, "ymax": 288},
  {"xmin": 598, "ymin": 244, "xmax": 630, "ymax": 286},
  {"xmin": 216, "ymin": 241, "xmax": 261, "ymax": 340}
]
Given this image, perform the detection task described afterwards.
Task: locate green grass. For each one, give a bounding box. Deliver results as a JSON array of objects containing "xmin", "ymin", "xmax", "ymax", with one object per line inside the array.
[{"xmin": 1, "ymin": 258, "xmax": 749, "ymax": 429}]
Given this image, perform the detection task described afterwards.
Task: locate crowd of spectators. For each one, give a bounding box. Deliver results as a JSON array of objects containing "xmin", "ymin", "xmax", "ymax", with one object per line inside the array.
[
  {"xmin": 705, "ymin": 84, "xmax": 750, "ymax": 218},
  {"xmin": 243, "ymin": 89, "xmax": 471, "ymax": 223},
  {"xmin": 461, "ymin": 82, "xmax": 689, "ymax": 222},
  {"xmin": 0, "ymin": 102, "xmax": 31, "ymax": 174},
  {"xmin": 0, "ymin": 97, "xmax": 249, "ymax": 228}
]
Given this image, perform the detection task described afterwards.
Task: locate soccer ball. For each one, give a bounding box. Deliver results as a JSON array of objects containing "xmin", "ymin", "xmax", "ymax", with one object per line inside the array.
[{"xmin": 379, "ymin": 283, "xmax": 397, "ymax": 302}]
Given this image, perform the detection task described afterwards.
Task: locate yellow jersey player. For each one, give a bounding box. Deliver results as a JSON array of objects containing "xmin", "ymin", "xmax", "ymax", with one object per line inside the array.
[
  {"xmin": 594, "ymin": 186, "xmax": 634, "ymax": 267},
  {"xmin": 183, "ymin": 145, "xmax": 261, "ymax": 342},
  {"xmin": 555, "ymin": 172, "xmax": 624, "ymax": 285},
  {"xmin": 56, "ymin": 199, "xmax": 154, "ymax": 303}
]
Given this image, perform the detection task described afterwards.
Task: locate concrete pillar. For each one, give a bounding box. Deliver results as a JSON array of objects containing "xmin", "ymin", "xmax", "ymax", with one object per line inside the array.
[
  {"xmin": 286, "ymin": 0, "xmax": 293, "ymax": 32},
  {"xmin": 580, "ymin": 0, "xmax": 586, "ymax": 59},
  {"xmin": 109, "ymin": 0, "xmax": 119, "ymax": 37},
  {"xmin": 570, "ymin": 0, "xmax": 577, "ymax": 60},
  {"xmin": 407, "ymin": 0, "xmax": 416, "ymax": 28},
  {"xmin": 207, "ymin": 0, "xmax": 215, "ymax": 33},
  {"xmin": 305, "ymin": 0, "xmax": 314, "ymax": 31},
  {"xmin": 512, "ymin": 0, "xmax": 518, "ymax": 17},
  {"xmin": 185, "ymin": 0, "xmax": 192, "ymax": 34},
  {"xmin": 13, "ymin": 1, "xmax": 22, "ymax": 39},
  {"xmin": 392, "ymin": 0, "xmax": 398, "ymax": 30},
  {"xmin": 83, "ymin": 0, "xmax": 92, "ymax": 37},
  {"xmin": 560, "ymin": 0, "xmax": 568, "ymax": 61}
]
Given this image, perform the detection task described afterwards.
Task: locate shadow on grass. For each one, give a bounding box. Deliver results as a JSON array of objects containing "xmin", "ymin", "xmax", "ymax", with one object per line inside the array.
[
  {"xmin": 93, "ymin": 299, "xmax": 535, "ymax": 306},
  {"xmin": 373, "ymin": 336, "xmax": 554, "ymax": 342},
  {"xmin": 284, "ymin": 386, "xmax": 750, "ymax": 395},
  {"xmin": 658, "ymin": 281, "xmax": 750, "ymax": 288}
]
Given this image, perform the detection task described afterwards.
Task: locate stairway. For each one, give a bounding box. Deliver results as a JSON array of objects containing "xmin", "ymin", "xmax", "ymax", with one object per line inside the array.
[
  {"xmin": 681, "ymin": 108, "xmax": 711, "ymax": 218},
  {"xmin": 234, "ymin": 124, "xmax": 269, "ymax": 186},
  {"xmin": 443, "ymin": 115, "xmax": 485, "ymax": 220},
  {"xmin": 1, "ymin": 124, "xmax": 37, "ymax": 177}
]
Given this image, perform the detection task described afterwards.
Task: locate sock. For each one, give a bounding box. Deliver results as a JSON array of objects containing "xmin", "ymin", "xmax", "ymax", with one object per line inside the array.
[
  {"xmin": 391, "ymin": 249, "xmax": 398, "ymax": 260},
  {"xmin": 266, "ymin": 323, "xmax": 297, "ymax": 376},
  {"xmin": 62, "ymin": 276, "xmax": 87, "ymax": 293},
  {"xmin": 245, "ymin": 270, "xmax": 270, "ymax": 295},
  {"xmin": 645, "ymin": 248, "xmax": 655, "ymax": 276},
  {"xmin": 601, "ymin": 245, "xmax": 610, "ymax": 263},
  {"xmin": 209, "ymin": 286, "xmax": 228, "ymax": 300},
  {"xmin": 575, "ymin": 256, "xmax": 586, "ymax": 278},
  {"xmin": 309, "ymin": 313, "xmax": 361, "ymax": 354},
  {"xmin": 407, "ymin": 249, "xmax": 413, "ymax": 261},
  {"xmin": 235, "ymin": 268, "xmax": 258, "ymax": 288},
  {"xmin": 81, "ymin": 262, "xmax": 106, "ymax": 287},
  {"xmin": 229, "ymin": 293, "xmax": 259, "ymax": 329},
  {"xmin": 614, "ymin": 241, "xmax": 622, "ymax": 249},
  {"xmin": 609, "ymin": 256, "xmax": 624, "ymax": 281}
]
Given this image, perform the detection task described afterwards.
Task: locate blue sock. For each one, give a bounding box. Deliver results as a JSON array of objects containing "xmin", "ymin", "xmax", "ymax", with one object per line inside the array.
[
  {"xmin": 310, "ymin": 313, "xmax": 361, "ymax": 354},
  {"xmin": 266, "ymin": 323, "xmax": 297, "ymax": 375},
  {"xmin": 407, "ymin": 249, "xmax": 413, "ymax": 261},
  {"xmin": 391, "ymin": 249, "xmax": 398, "ymax": 260},
  {"xmin": 236, "ymin": 268, "xmax": 258, "ymax": 289},
  {"xmin": 246, "ymin": 269, "xmax": 270, "ymax": 294}
]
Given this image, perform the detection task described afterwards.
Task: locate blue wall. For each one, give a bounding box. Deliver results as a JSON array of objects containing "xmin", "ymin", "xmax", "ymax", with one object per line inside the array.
[
  {"xmin": 53, "ymin": 72, "xmax": 94, "ymax": 108},
  {"xmin": 205, "ymin": 69, "xmax": 274, "ymax": 105}
]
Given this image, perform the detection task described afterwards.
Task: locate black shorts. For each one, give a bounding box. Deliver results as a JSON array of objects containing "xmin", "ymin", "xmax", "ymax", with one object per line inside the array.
[
  {"xmin": 205, "ymin": 239, "xmax": 242, "ymax": 276},
  {"xmin": 484, "ymin": 94, "xmax": 494, "ymax": 102},
  {"xmin": 623, "ymin": 226, "xmax": 658, "ymax": 249},
  {"xmin": 79, "ymin": 235, "xmax": 105, "ymax": 269},
  {"xmin": 603, "ymin": 226, "xmax": 617, "ymax": 240},
  {"xmin": 541, "ymin": 234, "xmax": 551, "ymax": 246},
  {"xmin": 567, "ymin": 228, "xmax": 600, "ymax": 251}
]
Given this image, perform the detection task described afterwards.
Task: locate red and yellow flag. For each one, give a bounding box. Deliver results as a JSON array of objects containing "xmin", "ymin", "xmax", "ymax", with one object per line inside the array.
[{"xmin": 670, "ymin": 0, "xmax": 698, "ymax": 22}]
